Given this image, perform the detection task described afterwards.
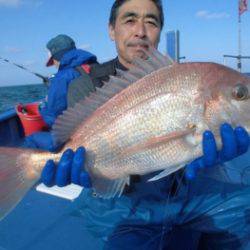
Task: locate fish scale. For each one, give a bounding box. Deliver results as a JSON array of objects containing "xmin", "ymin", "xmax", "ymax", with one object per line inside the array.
[{"xmin": 88, "ymin": 93, "xmax": 202, "ymax": 178}]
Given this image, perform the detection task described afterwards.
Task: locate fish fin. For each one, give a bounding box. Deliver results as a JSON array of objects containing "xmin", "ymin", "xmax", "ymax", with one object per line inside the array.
[
  {"xmin": 147, "ymin": 47, "xmax": 174, "ymax": 67},
  {"xmin": 148, "ymin": 164, "xmax": 185, "ymax": 182},
  {"xmin": 132, "ymin": 57, "xmax": 166, "ymax": 75},
  {"xmin": 91, "ymin": 174, "xmax": 130, "ymax": 199},
  {"xmin": 123, "ymin": 127, "xmax": 196, "ymax": 157},
  {"xmin": 0, "ymin": 147, "xmax": 39, "ymax": 220},
  {"xmin": 52, "ymin": 77, "xmax": 132, "ymax": 145},
  {"xmin": 52, "ymin": 81, "xmax": 129, "ymax": 145},
  {"xmin": 52, "ymin": 49, "xmax": 173, "ymax": 145},
  {"xmin": 67, "ymin": 74, "xmax": 96, "ymax": 108}
]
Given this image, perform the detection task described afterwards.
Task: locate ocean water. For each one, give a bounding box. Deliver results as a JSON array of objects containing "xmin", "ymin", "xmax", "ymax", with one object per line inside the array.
[{"xmin": 0, "ymin": 84, "xmax": 47, "ymax": 114}]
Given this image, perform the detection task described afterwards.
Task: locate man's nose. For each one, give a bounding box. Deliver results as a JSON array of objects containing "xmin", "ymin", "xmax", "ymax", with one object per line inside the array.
[{"xmin": 134, "ymin": 21, "xmax": 147, "ymax": 38}]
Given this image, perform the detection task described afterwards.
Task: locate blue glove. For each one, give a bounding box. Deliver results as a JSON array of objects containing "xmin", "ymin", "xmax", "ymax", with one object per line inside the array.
[
  {"xmin": 23, "ymin": 132, "xmax": 63, "ymax": 152},
  {"xmin": 185, "ymin": 123, "xmax": 249, "ymax": 180},
  {"xmin": 41, "ymin": 146, "xmax": 92, "ymax": 188}
]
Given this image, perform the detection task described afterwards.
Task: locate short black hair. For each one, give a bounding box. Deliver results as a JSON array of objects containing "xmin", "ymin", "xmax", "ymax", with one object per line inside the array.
[{"xmin": 109, "ymin": 0, "xmax": 164, "ymax": 29}]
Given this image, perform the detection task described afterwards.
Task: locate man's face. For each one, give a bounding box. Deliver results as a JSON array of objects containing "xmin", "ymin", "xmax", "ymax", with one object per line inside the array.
[{"xmin": 109, "ymin": 0, "xmax": 161, "ymax": 69}]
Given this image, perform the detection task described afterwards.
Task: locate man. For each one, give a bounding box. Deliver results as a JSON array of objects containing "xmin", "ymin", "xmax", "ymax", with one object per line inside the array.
[
  {"xmin": 24, "ymin": 34, "xmax": 97, "ymax": 151},
  {"xmin": 42, "ymin": 34, "xmax": 97, "ymax": 127},
  {"xmin": 41, "ymin": 1, "xmax": 250, "ymax": 249}
]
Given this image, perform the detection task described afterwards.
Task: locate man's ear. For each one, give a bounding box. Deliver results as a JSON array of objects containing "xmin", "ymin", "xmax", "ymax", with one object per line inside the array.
[{"xmin": 109, "ymin": 24, "xmax": 115, "ymax": 41}]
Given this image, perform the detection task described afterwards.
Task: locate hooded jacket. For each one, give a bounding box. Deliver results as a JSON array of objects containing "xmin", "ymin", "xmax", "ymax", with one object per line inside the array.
[{"xmin": 40, "ymin": 49, "xmax": 97, "ymax": 127}]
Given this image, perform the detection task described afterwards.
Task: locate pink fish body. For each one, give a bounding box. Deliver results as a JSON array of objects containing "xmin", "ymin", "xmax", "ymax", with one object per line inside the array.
[{"xmin": 1, "ymin": 50, "xmax": 250, "ymax": 218}]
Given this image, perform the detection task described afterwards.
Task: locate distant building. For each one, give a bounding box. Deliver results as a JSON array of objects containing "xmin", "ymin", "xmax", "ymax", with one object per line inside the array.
[{"xmin": 166, "ymin": 30, "xmax": 180, "ymax": 62}]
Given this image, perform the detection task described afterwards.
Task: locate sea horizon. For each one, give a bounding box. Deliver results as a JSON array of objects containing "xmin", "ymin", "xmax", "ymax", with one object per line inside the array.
[{"xmin": 0, "ymin": 84, "xmax": 47, "ymax": 114}]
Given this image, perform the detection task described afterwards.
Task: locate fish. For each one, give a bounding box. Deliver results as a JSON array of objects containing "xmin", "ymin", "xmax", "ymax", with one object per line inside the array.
[{"xmin": 1, "ymin": 49, "xmax": 250, "ymax": 220}]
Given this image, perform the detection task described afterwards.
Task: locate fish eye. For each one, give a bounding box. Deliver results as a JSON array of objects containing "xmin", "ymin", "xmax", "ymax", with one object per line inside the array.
[{"xmin": 232, "ymin": 84, "xmax": 249, "ymax": 100}]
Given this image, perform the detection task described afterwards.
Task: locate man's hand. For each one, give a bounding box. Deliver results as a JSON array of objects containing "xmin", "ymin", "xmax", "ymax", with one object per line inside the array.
[
  {"xmin": 185, "ymin": 123, "xmax": 249, "ymax": 180},
  {"xmin": 41, "ymin": 146, "xmax": 92, "ymax": 188}
]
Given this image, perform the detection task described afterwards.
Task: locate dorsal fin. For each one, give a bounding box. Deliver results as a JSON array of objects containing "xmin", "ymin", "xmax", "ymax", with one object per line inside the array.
[
  {"xmin": 146, "ymin": 47, "xmax": 174, "ymax": 66},
  {"xmin": 52, "ymin": 49, "xmax": 173, "ymax": 145},
  {"xmin": 67, "ymin": 67, "xmax": 96, "ymax": 108}
]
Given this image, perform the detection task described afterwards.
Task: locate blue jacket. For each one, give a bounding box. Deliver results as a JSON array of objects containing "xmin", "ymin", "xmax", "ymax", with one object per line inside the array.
[{"xmin": 40, "ymin": 49, "xmax": 97, "ymax": 127}]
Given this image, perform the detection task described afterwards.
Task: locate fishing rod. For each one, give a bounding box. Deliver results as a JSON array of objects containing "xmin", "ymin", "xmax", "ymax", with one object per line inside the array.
[{"xmin": 0, "ymin": 56, "xmax": 49, "ymax": 86}]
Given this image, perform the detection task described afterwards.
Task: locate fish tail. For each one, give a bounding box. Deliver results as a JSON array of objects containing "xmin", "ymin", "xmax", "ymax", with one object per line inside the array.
[{"xmin": 0, "ymin": 147, "xmax": 46, "ymax": 220}]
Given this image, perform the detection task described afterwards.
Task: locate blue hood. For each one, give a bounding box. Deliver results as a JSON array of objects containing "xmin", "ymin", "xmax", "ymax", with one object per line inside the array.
[{"xmin": 59, "ymin": 49, "xmax": 97, "ymax": 69}]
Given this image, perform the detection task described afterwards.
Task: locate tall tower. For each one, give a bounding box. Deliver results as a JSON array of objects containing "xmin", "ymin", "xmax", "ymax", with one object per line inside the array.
[{"xmin": 166, "ymin": 30, "xmax": 180, "ymax": 62}]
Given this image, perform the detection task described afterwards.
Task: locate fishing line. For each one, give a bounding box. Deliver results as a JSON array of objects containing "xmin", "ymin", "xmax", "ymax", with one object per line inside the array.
[
  {"xmin": 158, "ymin": 160, "xmax": 250, "ymax": 248},
  {"xmin": 0, "ymin": 56, "xmax": 49, "ymax": 86},
  {"xmin": 158, "ymin": 168, "xmax": 186, "ymax": 249}
]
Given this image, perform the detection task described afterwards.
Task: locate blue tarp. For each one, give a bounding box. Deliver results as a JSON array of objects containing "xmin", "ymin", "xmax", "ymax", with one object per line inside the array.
[{"xmin": 0, "ymin": 188, "xmax": 103, "ymax": 250}]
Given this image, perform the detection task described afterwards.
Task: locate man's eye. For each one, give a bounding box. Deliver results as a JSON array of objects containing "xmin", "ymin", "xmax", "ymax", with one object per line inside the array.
[
  {"xmin": 147, "ymin": 21, "xmax": 157, "ymax": 26},
  {"xmin": 147, "ymin": 21, "xmax": 158, "ymax": 27},
  {"xmin": 125, "ymin": 19, "xmax": 134, "ymax": 24}
]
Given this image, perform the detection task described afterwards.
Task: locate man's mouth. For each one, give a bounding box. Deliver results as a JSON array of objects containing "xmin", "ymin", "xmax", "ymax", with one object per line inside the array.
[
  {"xmin": 132, "ymin": 45, "xmax": 148, "ymax": 50},
  {"xmin": 127, "ymin": 41, "xmax": 150, "ymax": 50}
]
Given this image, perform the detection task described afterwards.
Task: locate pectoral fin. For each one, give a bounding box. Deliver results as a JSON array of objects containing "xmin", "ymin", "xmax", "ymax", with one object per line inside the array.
[
  {"xmin": 148, "ymin": 164, "xmax": 185, "ymax": 182},
  {"xmin": 91, "ymin": 174, "xmax": 130, "ymax": 199},
  {"xmin": 123, "ymin": 126, "xmax": 196, "ymax": 157}
]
